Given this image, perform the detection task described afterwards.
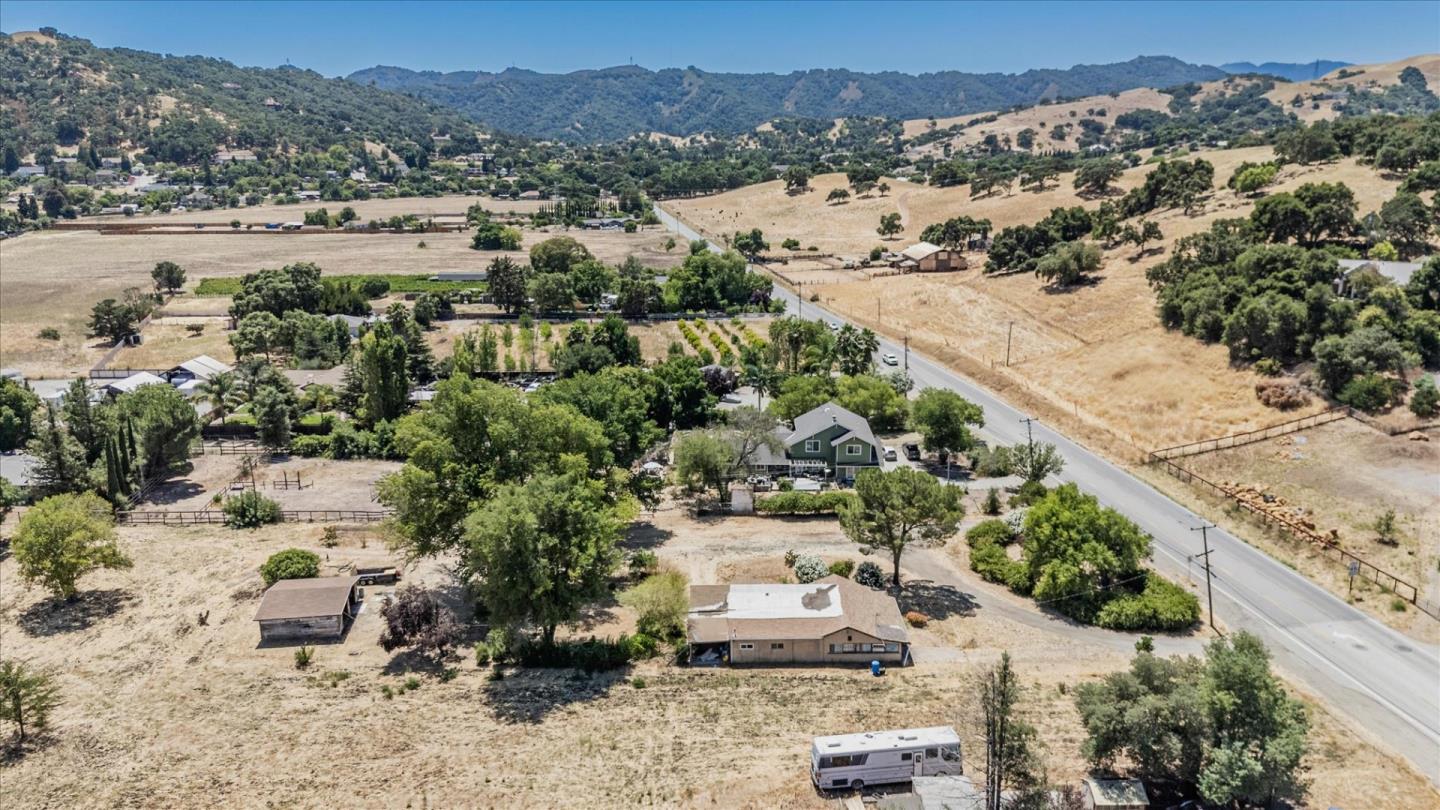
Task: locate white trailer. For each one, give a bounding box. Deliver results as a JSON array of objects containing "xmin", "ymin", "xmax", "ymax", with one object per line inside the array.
[{"xmin": 810, "ymin": 726, "xmax": 962, "ymax": 791}]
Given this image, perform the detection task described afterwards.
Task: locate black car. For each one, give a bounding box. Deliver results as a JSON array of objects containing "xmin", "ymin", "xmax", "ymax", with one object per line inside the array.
[{"xmin": 902, "ymin": 443, "xmax": 921, "ymax": 461}]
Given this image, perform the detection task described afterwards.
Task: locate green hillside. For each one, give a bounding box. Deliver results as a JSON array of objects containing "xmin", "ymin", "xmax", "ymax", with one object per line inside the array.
[{"xmin": 0, "ymin": 28, "xmax": 476, "ymax": 161}]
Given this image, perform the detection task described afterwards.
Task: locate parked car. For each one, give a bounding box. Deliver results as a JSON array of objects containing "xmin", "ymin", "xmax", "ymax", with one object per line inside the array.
[
  {"xmin": 747, "ymin": 475, "xmax": 773, "ymax": 491},
  {"xmin": 883, "ymin": 446, "xmax": 898, "ymax": 462},
  {"xmin": 903, "ymin": 443, "xmax": 921, "ymax": 461},
  {"xmin": 882, "ymin": 353, "xmax": 899, "ymax": 366}
]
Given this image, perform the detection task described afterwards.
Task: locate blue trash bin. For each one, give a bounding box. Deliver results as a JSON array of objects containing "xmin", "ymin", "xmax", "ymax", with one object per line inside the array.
[{"xmin": 870, "ymin": 660, "xmax": 883, "ymax": 676}]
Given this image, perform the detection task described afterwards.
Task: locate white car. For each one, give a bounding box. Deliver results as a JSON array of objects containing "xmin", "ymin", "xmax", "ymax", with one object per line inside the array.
[{"xmin": 881, "ymin": 353, "xmax": 899, "ymax": 366}]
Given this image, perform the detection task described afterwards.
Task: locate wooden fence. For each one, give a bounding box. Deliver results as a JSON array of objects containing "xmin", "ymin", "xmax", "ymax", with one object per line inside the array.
[
  {"xmin": 1148, "ymin": 407, "xmax": 1352, "ymax": 461},
  {"xmin": 1150, "ymin": 455, "xmax": 1435, "ymax": 618},
  {"xmin": 117, "ymin": 509, "xmax": 392, "ymax": 526}
]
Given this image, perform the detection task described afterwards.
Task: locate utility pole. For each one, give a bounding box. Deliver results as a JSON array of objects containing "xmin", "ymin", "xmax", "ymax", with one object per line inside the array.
[
  {"xmin": 1019, "ymin": 416, "xmax": 1037, "ymax": 450},
  {"xmin": 903, "ymin": 334, "xmax": 909, "ymax": 371},
  {"xmin": 1005, "ymin": 321, "xmax": 1014, "ymax": 367},
  {"xmin": 797, "ymin": 282, "xmax": 803, "ymax": 319},
  {"xmin": 1190, "ymin": 523, "xmax": 1217, "ymax": 631}
]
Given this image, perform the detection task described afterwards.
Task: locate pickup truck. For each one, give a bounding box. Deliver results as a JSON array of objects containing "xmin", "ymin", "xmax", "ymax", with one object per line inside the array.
[{"xmin": 903, "ymin": 443, "xmax": 921, "ymax": 461}]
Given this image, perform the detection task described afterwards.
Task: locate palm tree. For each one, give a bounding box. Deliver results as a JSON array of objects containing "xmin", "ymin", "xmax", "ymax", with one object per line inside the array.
[{"xmin": 196, "ymin": 371, "xmax": 237, "ymax": 425}]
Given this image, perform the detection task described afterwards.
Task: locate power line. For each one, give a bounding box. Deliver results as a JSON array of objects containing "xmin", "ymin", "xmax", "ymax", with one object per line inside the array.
[{"xmin": 1190, "ymin": 523, "xmax": 1218, "ymax": 632}]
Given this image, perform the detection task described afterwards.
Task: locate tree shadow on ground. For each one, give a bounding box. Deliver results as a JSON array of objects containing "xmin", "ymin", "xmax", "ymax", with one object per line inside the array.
[
  {"xmin": 0, "ymin": 732, "xmax": 57, "ymax": 765},
  {"xmin": 1040, "ymin": 275, "xmax": 1105, "ymax": 295},
  {"xmin": 16, "ymin": 588, "xmax": 137, "ymax": 637},
  {"xmin": 481, "ymin": 667, "xmax": 629, "ymax": 724},
  {"xmin": 898, "ymin": 579, "xmax": 979, "ymax": 622},
  {"xmin": 570, "ymin": 596, "xmax": 620, "ymax": 634},
  {"xmin": 623, "ymin": 520, "xmax": 673, "ymax": 551},
  {"xmin": 142, "ymin": 479, "xmax": 206, "ymax": 506}
]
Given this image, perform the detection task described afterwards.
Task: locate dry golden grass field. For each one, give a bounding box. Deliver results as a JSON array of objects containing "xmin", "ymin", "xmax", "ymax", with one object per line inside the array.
[
  {"xmin": 902, "ymin": 87, "xmax": 1175, "ymax": 153},
  {"xmin": 0, "ymin": 226, "xmax": 684, "ymax": 378},
  {"xmin": 1, "ymin": 502, "xmax": 1433, "ymax": 809},
  {"xmin": 1263, "ymin": 54, "xmax": 1440, "ymax": 124},
  {"xmin": 666, "ymin": 147, "xmax": 1404, "ymax": 455}
]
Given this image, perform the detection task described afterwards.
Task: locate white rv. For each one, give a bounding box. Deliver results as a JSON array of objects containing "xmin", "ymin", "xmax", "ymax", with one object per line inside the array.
[{"xmin": 810, "ymin": 726, "xmax": 962, "ymax": 791}]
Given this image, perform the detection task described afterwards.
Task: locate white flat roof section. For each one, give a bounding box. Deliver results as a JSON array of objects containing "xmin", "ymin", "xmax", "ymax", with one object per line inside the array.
[{"xmin": 722, "ymin": 582, "xmax": 844, "ymax": 620}]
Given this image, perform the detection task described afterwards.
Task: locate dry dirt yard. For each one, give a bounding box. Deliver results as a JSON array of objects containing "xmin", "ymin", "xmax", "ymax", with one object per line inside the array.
[
  {"xmin": 2, "ymin": 505, "xmax": 1434, "ymax": 809},
  {"xmin": 1143, "ymin": 419, "xmax": 1440, "ymax": 641},
  {"xmin": 666, "ymin": 147, "xmax": 1402, "ymax": 457},
  {"xmin": 84, "ymin": 193, "xmax": 552, "ymax": 225},
  {"xmin": 141, "ymin": 453, "xmax": 401, "ymax": 513},
  {"xmin": 0, "ymin": 225, "xmax": 682, "ymax": 378}
]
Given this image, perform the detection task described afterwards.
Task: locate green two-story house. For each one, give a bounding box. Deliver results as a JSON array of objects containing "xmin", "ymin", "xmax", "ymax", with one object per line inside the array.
[{"xmin": 750, "ymin": 401, "xmax": 882, "ymax": 483}]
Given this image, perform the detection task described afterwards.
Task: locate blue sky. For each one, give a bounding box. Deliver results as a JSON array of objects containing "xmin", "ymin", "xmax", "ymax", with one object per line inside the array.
[{"xmin": 4, "ymin": 1, "xmax": 1437, "ymax": 76}]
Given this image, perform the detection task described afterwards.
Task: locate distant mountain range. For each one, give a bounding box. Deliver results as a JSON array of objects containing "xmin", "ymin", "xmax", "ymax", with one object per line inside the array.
[
  {"xmin": 1219, "ymin": 60, "xmax": 1351, "ymax": 82},
  {"xmin": 348, "ymin": 56, "xmax": 1228, "ymax": 142}
]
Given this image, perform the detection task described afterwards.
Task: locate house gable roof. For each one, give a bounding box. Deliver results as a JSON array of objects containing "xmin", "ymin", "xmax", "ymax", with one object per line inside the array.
[
  {"xmin": 786, "ymin": 401, "xmax": 879, "ymax": 453},
  {"xmin": 901, "ymin": 241, "xmax": 945, "ymax": 261}
]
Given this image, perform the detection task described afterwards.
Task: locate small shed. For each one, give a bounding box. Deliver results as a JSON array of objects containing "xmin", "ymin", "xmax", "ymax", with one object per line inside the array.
[
  {"xmin": 1081, "ymin": 777, "xmax": 1149, "ymax": 810},
  {"xmin": 254, "ymin": 576, "xmax": 361, "ymax": 642}
]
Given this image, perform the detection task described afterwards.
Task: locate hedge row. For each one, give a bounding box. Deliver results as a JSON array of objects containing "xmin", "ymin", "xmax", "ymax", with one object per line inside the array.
[
  {"xmin": 755, "ymin": 491, "xmax": 859, "ymax": 515},
  {"xmin": 1093, "ymin": 574, "xmax": 1201, "ymax": 632}
]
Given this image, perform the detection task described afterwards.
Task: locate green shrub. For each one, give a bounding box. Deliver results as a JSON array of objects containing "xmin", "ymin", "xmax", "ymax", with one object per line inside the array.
[
  {"xmin": 982, "ymin": 487, "xmax": 1003, "ymax": 515},
  {"xmin": 792, "ymin": 554, "xmax": 827, "ymax": 583},
  {"xmin": 224, "ymin": 490, "xmax": 281, "ymax": 529},
  {"xmin": 966, "ymin": 519, "xmax": 1015, "ymax": 548},
  {"xmin": 970, "ymin": 541, "xmax": 1030, "ymax": 592},
  {"xmin": 631, "ymin": 676, "xmax": 647, "ymax": 689},
  {"xmin": 783, "ymin": 548, "xmax": 798, "ymax": 567},
  {"xmin": 513, "ymin": 635, "xmax": 638, "ymax": 673},
  {"xmin": 628, "ymin": 549, "xmax": 659, "ymax": 578},
  {"xmin": 1391, "ymin": 597, "xmax": 1408, "ymax": 612},
  {"xmin": 290, "ymin": 434, "xmax": 332, "ymax": 457},
  {"xmin": 827, "ymin": 559, "xmax": 855, "ymax": 578},
  {"xmin": 361, "ymin": 277, "xmax": 392, "ymax": 298},
  {"xmin": 259, "ymin": 548, "xmax": 320, "ymax": 585},
  {"xmin": 618, "ymin": 571, "xmax": 688, "ymax": 638},
  {"xmin": 1009, "ymin": 479, "xmax": 1049, "ymax": 507},
  {"xmin": 293, "ymin": 645, "xmax": 314, "ymax": 669},
  {"xmin": 1253, "ymin": 357, "xmax": 1283, "ymax": 377},
  {"xmin": 1338, "ymin": 373, "xmax": 1397, "ymax": 412},
  {"xmin": 1093, "ymin": 574, "xmax": 1200, "ymax": 631},
  {"xmin": 474, "ymin": 642, "xmax": 491, "ymax": 666},
  {"xmin": 754, "ymin": 491, "xmax": 858, "ymax": 515},
  {"xmin": 381, "ymin": 684, "xmax": 394, "ymax": 700},
  {"xmin": 1410, "ymin": 377, "xmax": 1439, "ymax": 418},
  {"xmin": 37, "ymin": 327, "xmax": 61, "ymax": 341},
  {"xmin": 854, "ymin": 561, "xmax": 886, "ymax": 589}
]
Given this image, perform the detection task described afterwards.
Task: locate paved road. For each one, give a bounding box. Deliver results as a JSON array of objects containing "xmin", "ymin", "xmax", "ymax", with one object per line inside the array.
[{"xmin": 656, "ymin": 205, "xmax": 1440, "ymax": 784}]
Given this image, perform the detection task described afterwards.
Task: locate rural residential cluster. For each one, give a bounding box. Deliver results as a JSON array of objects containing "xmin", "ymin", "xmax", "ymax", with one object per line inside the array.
[{"xmin": 1, "ymin": 5, "xmax": 1438, "ymax": 809}]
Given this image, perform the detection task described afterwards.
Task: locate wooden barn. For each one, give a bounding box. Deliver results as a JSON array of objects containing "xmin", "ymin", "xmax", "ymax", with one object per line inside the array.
[
  {"xmin": 897, "ymin": 242, "xmax": 966, "ymax": 273},
  {"xmin": 254, "ymin": 576, "xmax": 361, "ymax": 642}
]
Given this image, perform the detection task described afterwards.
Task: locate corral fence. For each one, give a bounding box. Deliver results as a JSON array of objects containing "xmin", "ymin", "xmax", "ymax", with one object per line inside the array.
[
  {"xmin": 89, "ymin": 367, "xmax": 171, "ymax": 380},
  {"xmin": 1148, "ymin": 422, "xmax": 1437, "ymax": 620},
  {"xmin": 1148, "ymin": 407, "xmax": 1352, "ymax": 462},
  {"xmin": 117, "ymin": 509, "xmax": 392, "ymax": 526},
  {"xmin": 195, "ymin": 439, "xmax": 275, "ymax": 456}
]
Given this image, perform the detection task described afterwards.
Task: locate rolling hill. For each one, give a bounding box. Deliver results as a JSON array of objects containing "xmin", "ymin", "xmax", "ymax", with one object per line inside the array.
[
  {"xmin": 1220, "ymin": 59, "xmax": 1350, "ymax": 81},
  {"xmin": 0, "ymin": 29, "xmax": 476, "ymax": 160},
  {"xmin": 347, "ymin": 56, "xmax": 1227, "ymax": 142}
]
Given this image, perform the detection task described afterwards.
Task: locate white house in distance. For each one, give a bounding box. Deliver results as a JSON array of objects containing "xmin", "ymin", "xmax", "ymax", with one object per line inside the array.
[
  {"xmin": 102, "ymin": 371, "xmax": 169, "ymax": 398},
  {"xmin": 896, "ymin": 241, "xmax": 966, "ymax": 273},
  {"xmin": 168, "ymin": 355, "xmax": 233, "ymax": 397}
]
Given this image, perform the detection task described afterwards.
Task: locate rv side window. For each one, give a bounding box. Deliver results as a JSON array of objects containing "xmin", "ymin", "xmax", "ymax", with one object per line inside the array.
[
  {"xmin": 926, "ymin": 748, "xmax": 939, "ymax": 759},
  {"xmin": 900, "ymin": 753, "xmax": 912, "ymax": 762}
]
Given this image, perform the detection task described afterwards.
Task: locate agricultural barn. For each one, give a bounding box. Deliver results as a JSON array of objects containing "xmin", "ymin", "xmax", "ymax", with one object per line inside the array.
[
  {"xmin": 687, "ymin": 575, "xmax": 910, "ymax": 666},
  {"xmin": 254, "ymin": 576, "xmax": 361, "ymax": 642},
  {"xmin": 1080, "ymin": 777, "xmax": 1149, "ymax": 810},
  {"xmin": 897, "ymin": 242, "xmax": 965, "ymax": 273}
]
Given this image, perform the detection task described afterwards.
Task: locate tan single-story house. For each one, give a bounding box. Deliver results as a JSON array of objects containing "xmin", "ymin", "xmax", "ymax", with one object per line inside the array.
[
  {"xmin": 897, "ymin": 241, "xmax": 966, "ymax": 273},
  {"xmin": 1081, "ymin": 777, "xmax": 1149, "ymax": 810},
  {"xmin": 687, "ymin": 575, "xmax": 910, "ymax": 666},
  {"xmin": 254, "ymin": 576, "xmax": 361, "ymax": 642}
]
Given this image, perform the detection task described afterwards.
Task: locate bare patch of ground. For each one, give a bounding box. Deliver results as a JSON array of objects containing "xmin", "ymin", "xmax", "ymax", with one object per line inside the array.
[{"xmin": 142, "ymin": 454, "xmax": 400, "ymax": 512}]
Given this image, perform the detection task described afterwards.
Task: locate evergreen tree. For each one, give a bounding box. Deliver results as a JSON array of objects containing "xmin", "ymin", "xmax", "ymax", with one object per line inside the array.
[{"xmin": 25, "ymin": 405, "xmax": 86, "ymax": 498}]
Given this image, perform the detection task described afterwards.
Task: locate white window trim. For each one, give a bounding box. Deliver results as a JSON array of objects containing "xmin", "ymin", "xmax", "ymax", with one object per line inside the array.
[
  {"xmin": 846, "ymin": 443, "xmax": 862, "ymax": 456},
  {"xmin": 804, "ymin": 439, "xmax": 821, "ymax": 453},
  {"xmin": 738, "ymin": 642, "xmax": 754, "ymax": 650}
]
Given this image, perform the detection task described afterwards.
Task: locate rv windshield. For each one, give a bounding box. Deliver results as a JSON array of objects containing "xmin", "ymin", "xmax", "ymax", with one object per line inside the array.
[{"xmin": 941, "ymin": 743, "xmax": 960, "ymax": 762}]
